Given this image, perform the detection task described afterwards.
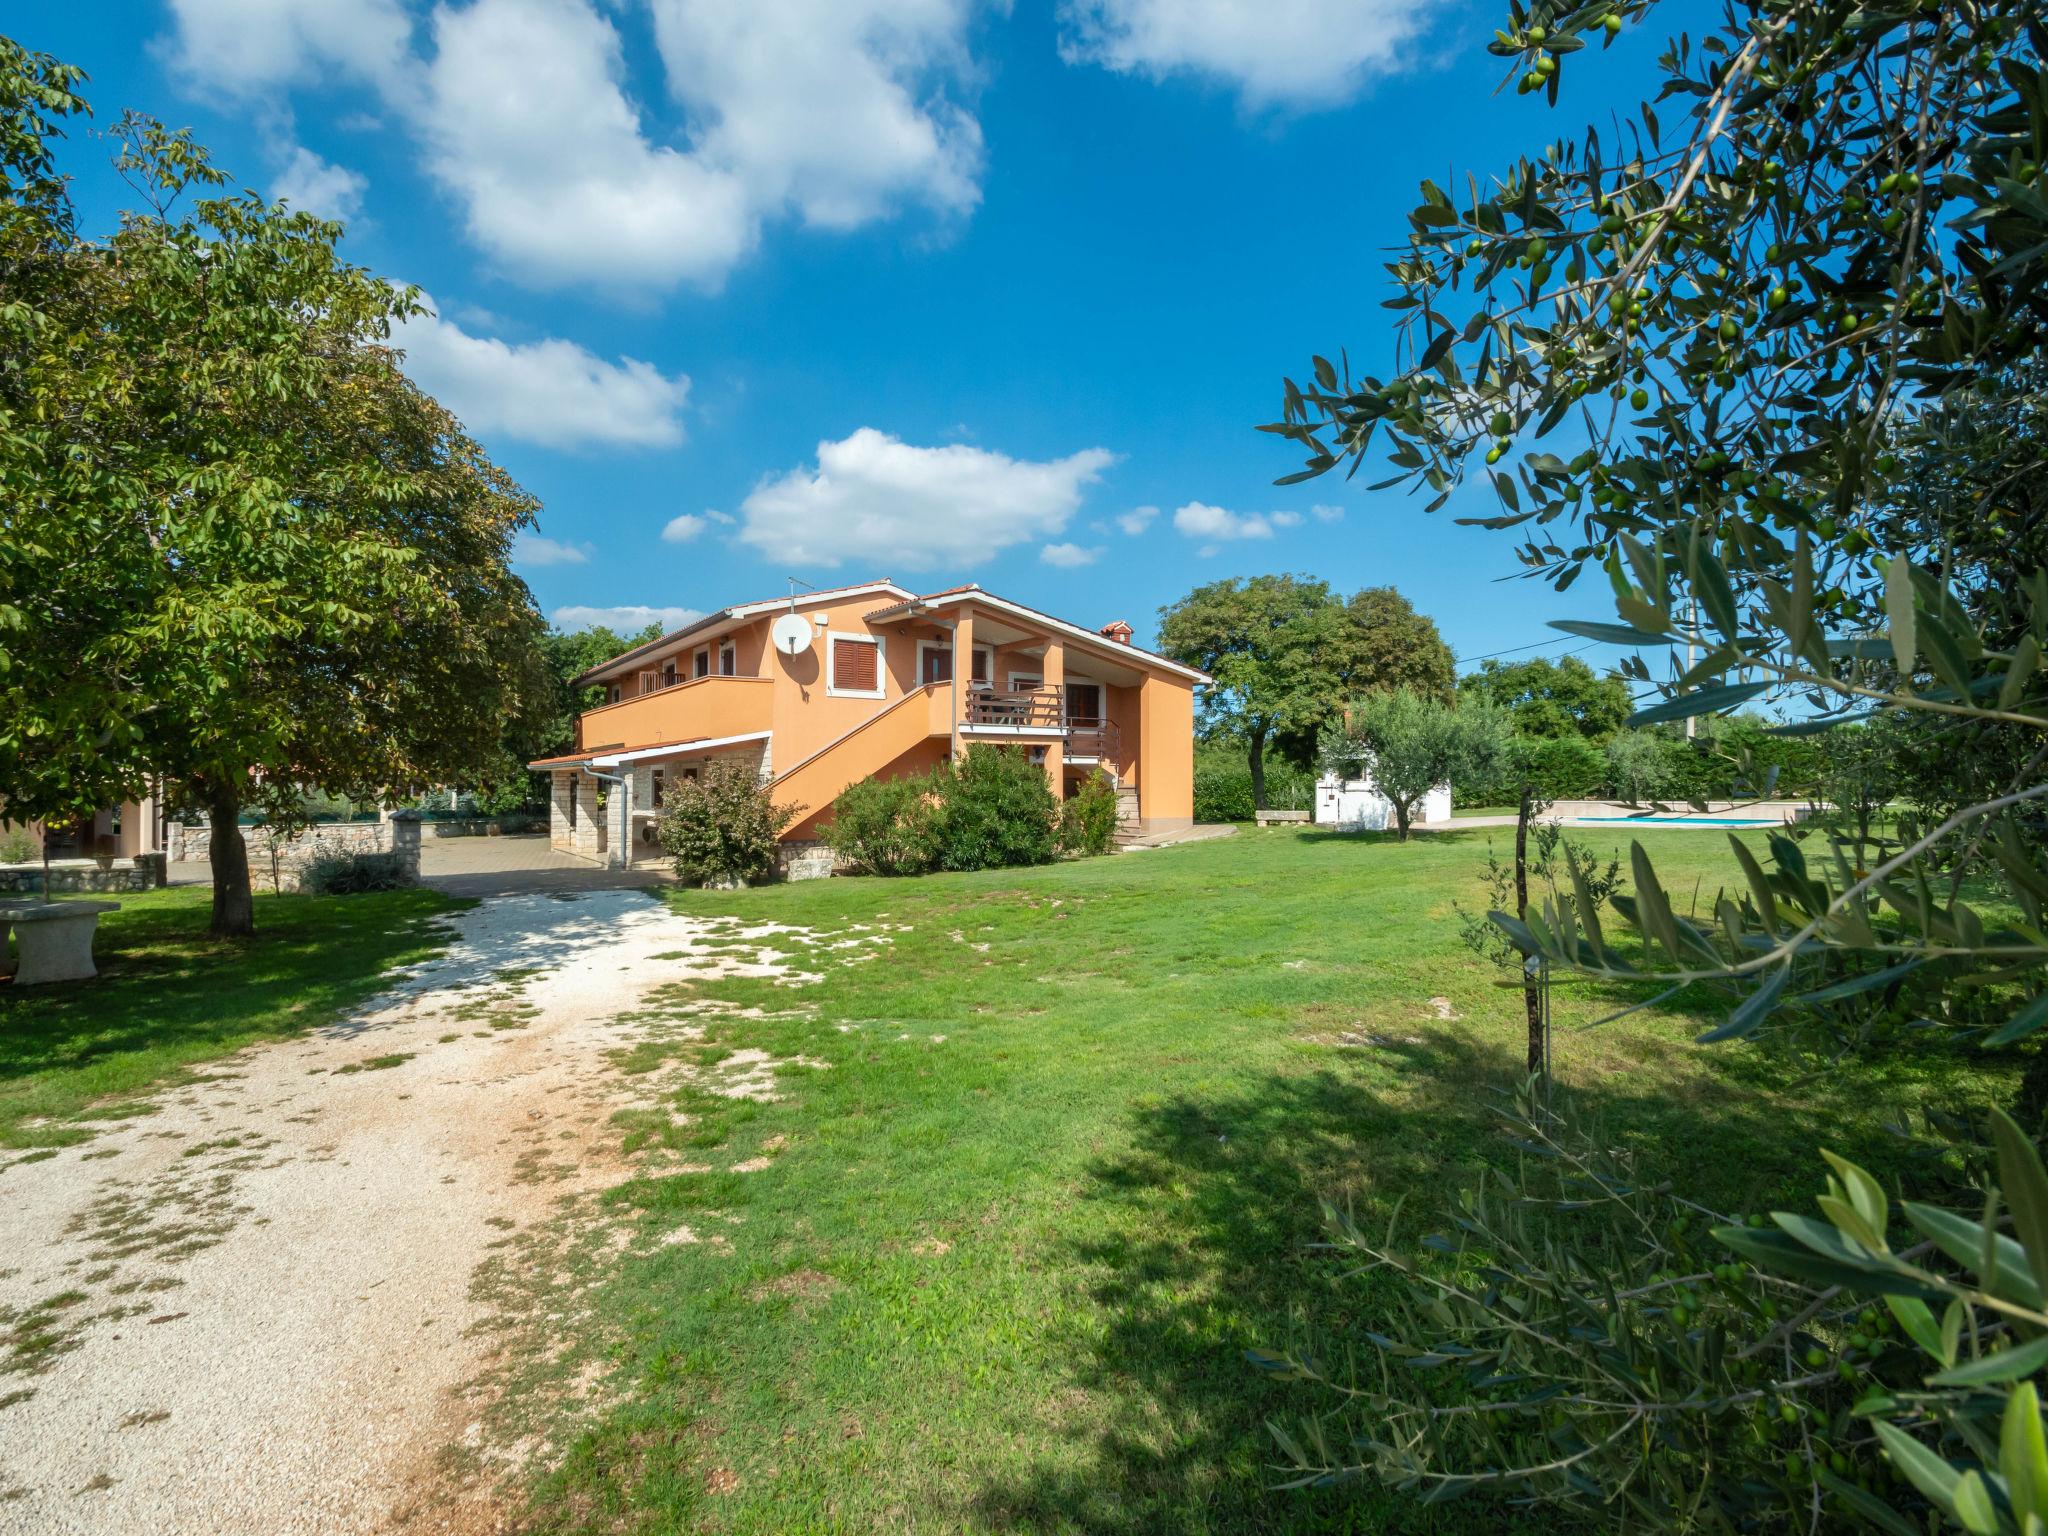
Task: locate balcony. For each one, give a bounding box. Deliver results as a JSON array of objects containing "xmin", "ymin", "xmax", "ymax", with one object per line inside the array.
[
  {"xmin": 573, "ymin": 674, "xmax": 773, "ymax": 753},
  {"xmin": 960, "ymin": 686, "xmax": 1122, "ymax": 765}
]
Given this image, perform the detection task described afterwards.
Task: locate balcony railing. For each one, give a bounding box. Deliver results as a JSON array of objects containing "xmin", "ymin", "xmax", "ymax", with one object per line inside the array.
[{"xmin": 960, "ymin": 686, "xmax": 1122, "ymax": 763}]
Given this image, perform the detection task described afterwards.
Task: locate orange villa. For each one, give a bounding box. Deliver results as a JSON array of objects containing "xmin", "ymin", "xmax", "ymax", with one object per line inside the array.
[{"xmin": 530, "ymin": 580, "xmax": 1208, "ymax": 872}]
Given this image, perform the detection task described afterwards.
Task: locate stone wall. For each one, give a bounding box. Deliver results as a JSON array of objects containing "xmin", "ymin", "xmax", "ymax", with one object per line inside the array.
[
  {"xmin": 0, "ymin": 855, "xmax": 165, "ymax": 894},
  {"xmin": 165, "ymin": 817, "xmax": 421, "ymax": 892}
]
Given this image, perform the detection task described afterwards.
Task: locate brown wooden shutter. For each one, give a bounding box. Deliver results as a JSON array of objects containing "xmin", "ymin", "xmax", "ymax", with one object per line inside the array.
[
  {"xmin": 971, "ymin": 648, "xmax": 989, "ymax": 683},
  {"xmin": 834, "ymin": 637, "xmax": 879, "ymax": 691}
]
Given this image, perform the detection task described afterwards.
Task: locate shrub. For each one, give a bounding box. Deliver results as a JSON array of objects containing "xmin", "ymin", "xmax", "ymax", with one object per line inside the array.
[
  {"xmin": 1057, "ymin": 770, "xmax": 1119, "ymax": 857},
  {"xmin": 301, "ymin": 851, "xmax": 411, "ymax": 894},
  {"xmin": 0, "ymin": 827, "xmax": 36, "ymax": 865},
  {"xmin": 1603, "ymin": 728, "xmax": 1677, "ymax": 802},
  {"xmin": 931, "ymin": 745, "xmax": 1059, "ymax": 871},
  {"xmin": 1520, "ymin": 734, "xmax": 1607, "ymax": 799},
  {"xmin": 657, "ymin": 759, "xmax": 801, "ymax": 887},
  {"xmin": 821, "ymin": 772, "xmax": 941, "ymax": 876}
]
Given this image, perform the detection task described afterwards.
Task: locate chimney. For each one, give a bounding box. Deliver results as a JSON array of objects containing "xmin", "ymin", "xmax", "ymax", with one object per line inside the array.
[{"xmin": 1098, "ymin": 620, "xmax": 1133, "ymax": 645}]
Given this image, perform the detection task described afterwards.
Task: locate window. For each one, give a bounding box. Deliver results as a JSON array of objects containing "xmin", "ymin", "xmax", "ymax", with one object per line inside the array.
[
  {"xmin": 1066, "ymin": 682, "xmax": 1102, "ymax": 721},
  {"xmin": 828, "ymin": 632, "xmax": 884, "ymax": 698},
  {"xmin": 719, "ymin": 641, "xmax": 737, "ymax": 676},
  {"xmin": 606, "ymin": 684, "xmax": 622, "ymax": 705},
  {"xmin": 693, "ymin": 647, "xmax": 710, "ymax": 679},
  {"xmin": 662, "ymin": 660, "xmax": 677, "ymax": 688},
  {"xmin": 651, "ymin": 767, "xmax": 665, "ymax": 805}
]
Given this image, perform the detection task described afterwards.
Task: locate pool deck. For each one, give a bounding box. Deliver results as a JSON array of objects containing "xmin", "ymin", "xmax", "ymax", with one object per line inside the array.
[{"xmin": 1441, "ymin": 798, "xmax": 1815, "ymax": 832}]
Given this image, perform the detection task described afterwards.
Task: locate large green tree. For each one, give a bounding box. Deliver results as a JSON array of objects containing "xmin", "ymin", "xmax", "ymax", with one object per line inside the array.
[
  {"xmin": 1460, "ymin": 653, "xmax": 1632, "ymax": 740},
  {"xmin": 1, "ymin": 44, "xmax": 547, "ymax": 935},
  {"xmin": 1259, "ymin": 0, "xmax": 2048, "ymax": 1522},
  {"xmin": 1339, "ymin": 586, "xmax": 1456, "ymax": 703},
  {"xmin": 1157, "ymin": 575, "xmax": 1349, "ymax": 810}
]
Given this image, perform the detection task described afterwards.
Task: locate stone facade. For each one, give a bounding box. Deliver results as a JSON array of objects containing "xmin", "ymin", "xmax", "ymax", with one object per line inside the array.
[
  {"xmin": 548, "ymin": 772, "xmax": 605, "ymax": 860},
  {"xmin": 165, "ymin": 817, "xmax": 421, "ymax": 892}
]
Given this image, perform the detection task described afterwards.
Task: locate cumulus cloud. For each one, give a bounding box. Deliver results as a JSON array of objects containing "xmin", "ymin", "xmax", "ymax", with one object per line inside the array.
[
  {"xmin": 1057, "ymin": 0, "xmax": 1424, "ymax": 108},
  {"xmin": 1171, "ymin": 502, "xmax": 1302, "ymax": 545},
  {"xmin": 738, "ymin": 428, "xmax": 1116, "ymax": 571},
  {"xmin": 662, "ymin": 513, "xmax": 712, "ymax": 542},
  {"xmin": 162, "ymin": 0, "xmax": 415, "ymax": 92},
  {"xmin": 165, "ymin": 0, "xmax": 987, "ymax": 292},
  {"xmin": 1116, "ymin": 505, "xmax": 1158, "ymax": 536},
  {"xmin": 393, "ymin": 299, "xmax": 689, "ymax": 451},
  {"xmin": 1040, "ymin": 542, "xmax": 1100, "ymax": 568},
  {"xmin": 513, "ymin": 533, "xmax": 590, "ymax": 566},
  {"xmin": 1312, "ymin": 503, "xmax": 1345, "ymax": 523},
  {"xmin": 552, "ymin": 604, "xmax": 705, "ymax": 634},
  {"xmin": 270, "ymin": 145, "xmax": 368, "ymax": 222}
]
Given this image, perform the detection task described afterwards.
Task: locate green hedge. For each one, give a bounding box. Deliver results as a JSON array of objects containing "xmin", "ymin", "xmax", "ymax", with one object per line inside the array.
[
  {"xmin": 1193, "ymin": 747, "xmax": 1317, "ymax": 822},
  {"xmin": 1451, "ymin": 720, "xmax": 1823, "ymax": 806}
]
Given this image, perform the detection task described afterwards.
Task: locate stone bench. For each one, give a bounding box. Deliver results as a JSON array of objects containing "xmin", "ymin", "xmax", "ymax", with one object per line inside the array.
[
  {"xmin": 1, "ymin": 900, "xmax": 120, "ymax": 985},
  {"xmin": 1253, "ymin": 809, "xmax": 1311, "ymax": 825}
]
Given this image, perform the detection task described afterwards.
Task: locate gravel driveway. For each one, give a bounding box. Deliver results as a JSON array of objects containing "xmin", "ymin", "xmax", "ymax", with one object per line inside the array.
[{"xmin": 0, "ymin": 889, "xmax": 824, "ymax": 1535}]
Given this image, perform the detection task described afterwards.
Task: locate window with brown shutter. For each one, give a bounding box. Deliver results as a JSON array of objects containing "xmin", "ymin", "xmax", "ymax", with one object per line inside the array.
[
  {"xmin": 971, "ymin": 648, "xmax": 989, "ymax": 683},
  {"xmin": 831, "ymin": 636, "xmax": 880, "ymax": 694}
]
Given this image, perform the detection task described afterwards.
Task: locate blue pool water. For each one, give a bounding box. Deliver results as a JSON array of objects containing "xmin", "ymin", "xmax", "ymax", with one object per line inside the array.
[{"xmin": 1576, "ymin": 815, "xmax": 1778, "ymax": 827}]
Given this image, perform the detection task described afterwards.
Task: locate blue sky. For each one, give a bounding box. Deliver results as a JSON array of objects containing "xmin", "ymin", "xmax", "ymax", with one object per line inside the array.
[{"xmin": 17, "ymin": 0, "xmax": 1704, "ymax": 663}]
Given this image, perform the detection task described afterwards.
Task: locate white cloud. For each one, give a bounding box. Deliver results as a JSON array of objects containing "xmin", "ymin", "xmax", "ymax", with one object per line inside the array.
[
  {"xmin": 513, "ymin": 533, "xmax": 590, "ymax": 566},
  {"xmin": 1116, "ymin": 505, "xmax": 1158, "ymax": 536},
  {"xmin": 662, "ymin": 513, "xmax": 711, "ymax": 543},
  {"xmin": 271, "ymin": 145, "xmax": 368, "ymax": 222},
  {"xmin": 420, "ymin": 0, "xmax": 755, "ymax": 291},
  {"xmin": 552, "ymin": 604, "xmax": 705, "ymax": 634},
  {"xmin": 165, "ymin": 0, "xmax": 987, "ymax": 292},
  {"xmin": 648, "ymin": 0, "xmax": 983, "ymax": 232},
  {"xmin": 163, "ymin": 0, "xmax": 415, "ymax": 93},
  {"xmin": 1171, "ymin": 501, "xmax": 1301, "ymax": 543},
  {"xmin": 1312, "ymin": 503, "xmax": 1345, "ymax": 523},
  {"xmin": 393, "ymin": 298, "xmax": 690, "ymax": 451},
  {"xmin": 1057, "ymin": 0, "xmax": 1424, "ymax": 108},
  {"xmin": 1040, "ymin": 542, "xmax": 1100, "ymax": 568},
  {"xmin": 738, "ymin": 428, "xmax": 1116, "ymax": 571}
]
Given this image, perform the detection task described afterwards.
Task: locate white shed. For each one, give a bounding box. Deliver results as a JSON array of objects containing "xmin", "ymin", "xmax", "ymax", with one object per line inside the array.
[{"xmin": 1313, "ymin": 766, "xmax": 1450, "ymax": 830}]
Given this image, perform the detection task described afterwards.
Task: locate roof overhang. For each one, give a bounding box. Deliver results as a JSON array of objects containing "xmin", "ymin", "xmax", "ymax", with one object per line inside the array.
[
  {"xmin": 528, "ymin": 731, "xmax": 771, "ymax": 773},
  {"xmin": 866, "ymin": 587, "xmax": 1212, "ymax": 685}
]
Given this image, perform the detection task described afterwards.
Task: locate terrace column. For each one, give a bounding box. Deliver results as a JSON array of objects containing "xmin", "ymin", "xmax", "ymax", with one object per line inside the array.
[
  {"xmin": 1041, "ymin": 637, "xmax": 1065, "ymax": 796},
  {"xmin": 951, "ymin": 606, "xmax": 977, "ymax": 759}
]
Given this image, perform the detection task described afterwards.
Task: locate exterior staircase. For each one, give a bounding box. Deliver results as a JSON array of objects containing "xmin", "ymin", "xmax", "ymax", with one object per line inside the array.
[{"xmin": 1112, "ymin": 786, "xmax": 1143, "ymax": 846}]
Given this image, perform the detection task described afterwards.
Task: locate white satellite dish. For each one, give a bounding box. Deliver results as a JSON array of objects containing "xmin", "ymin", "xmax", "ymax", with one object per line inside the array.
[{"xmin": 771, "ymin": 612, "xmax": 812, "ymax": 656}]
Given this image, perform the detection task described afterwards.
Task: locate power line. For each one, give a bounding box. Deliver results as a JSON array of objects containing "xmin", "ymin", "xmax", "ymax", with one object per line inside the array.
[{"xmin": 1453, "ymin": 638, "xmax": 1601, "ymax": 666}]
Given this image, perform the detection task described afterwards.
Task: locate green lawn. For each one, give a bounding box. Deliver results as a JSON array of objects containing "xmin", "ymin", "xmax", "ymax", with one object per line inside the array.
[
  {"xmin": 520, "ymin": 825, "xmax": 2015, "ymax": 1534},
  {"xmin": 0, "ymin": 884, "xmax": 458, "ymax": 1148}
]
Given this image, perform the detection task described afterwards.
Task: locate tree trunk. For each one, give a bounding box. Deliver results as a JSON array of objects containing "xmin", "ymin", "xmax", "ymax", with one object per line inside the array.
[
  {"xmin": 1517, "ymin": 783, "xmax": 1545, "ymax": 1079},
  {"xmin": 206, "ymin": 782, "xmax": 256, "ymax": 938},
  {"xmin": 1394, "ymin": 801, "xmax": 1412, "ymax": 841},
  {"xmin": 1248, "ymin": 726, "xmax": 1269, "ymax": 812}
]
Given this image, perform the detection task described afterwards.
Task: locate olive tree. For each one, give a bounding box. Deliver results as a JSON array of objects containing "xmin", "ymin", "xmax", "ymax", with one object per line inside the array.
[
  {"xmin": 1257, "ymin": 0, "xmax": 2048, "ymax": 1522},
  {"xmin": 1320, "ymin": 689, "xmax": 1511, "ymax": 839}
]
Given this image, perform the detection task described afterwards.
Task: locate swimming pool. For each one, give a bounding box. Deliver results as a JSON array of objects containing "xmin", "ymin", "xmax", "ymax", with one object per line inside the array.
[{"xmin": 1575, "ymin": 815, "xmax": 1780, "ymax": 827}]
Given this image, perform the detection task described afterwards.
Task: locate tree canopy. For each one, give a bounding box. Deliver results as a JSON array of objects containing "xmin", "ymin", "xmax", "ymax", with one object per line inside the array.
[
  {"xmin": 1460, "ymin": 653, "xmax": 1632, "ymax": 740},
  {"xmin": 1, "ymin": 42, "xmax": 547, "ymax": 934},
  {"xmin": 1159, "ymin": 575, "xmax": 1454, "ymax": 807},
  {"xmin": 1321, "ymin": 689, "xmax": 1510, "ymax": 839}
]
